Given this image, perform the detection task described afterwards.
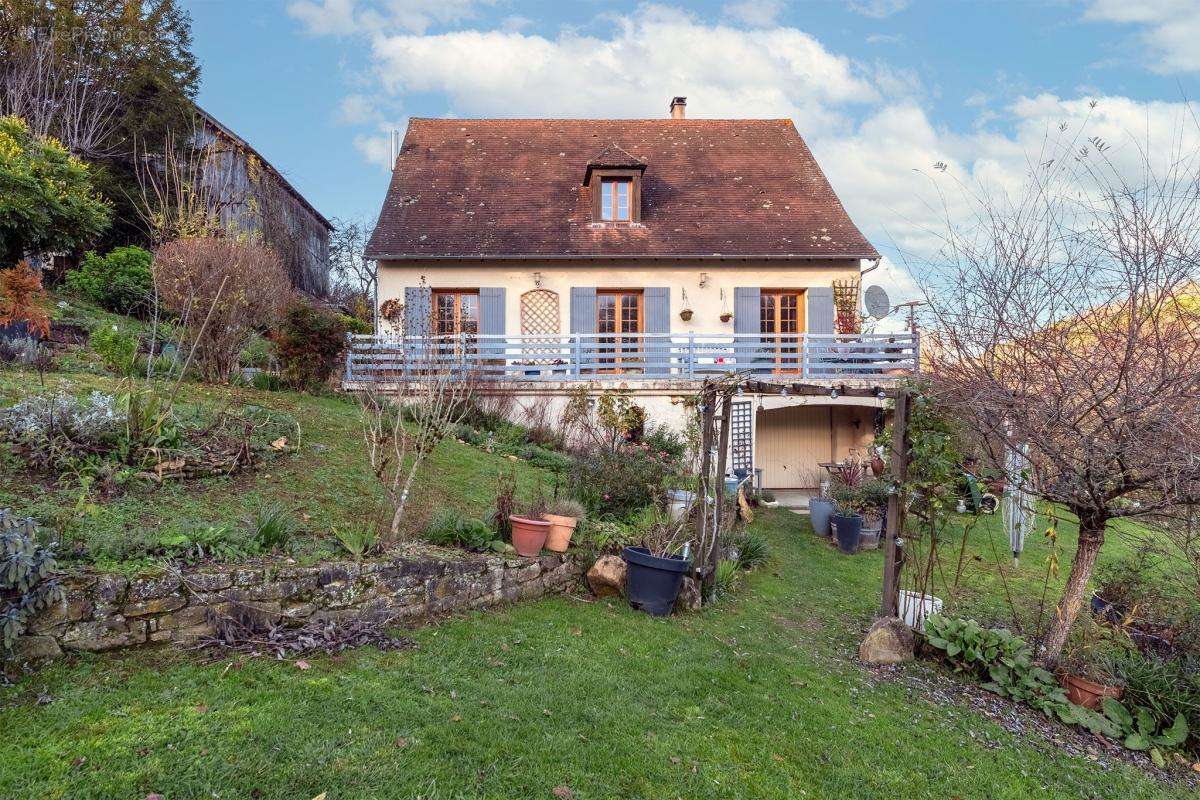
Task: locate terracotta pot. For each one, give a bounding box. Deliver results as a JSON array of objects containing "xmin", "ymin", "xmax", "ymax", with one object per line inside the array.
[
  {"xmin": 510, "ymin": 515, "xmax": 550, "ymax": 557},
  {"xmin": 1063, "ymin": 673, "xmax": 1124, "ymax": 710},
  {"xmin": 543, "ymin": 513, "xmax": 578, "ymax": 552}
]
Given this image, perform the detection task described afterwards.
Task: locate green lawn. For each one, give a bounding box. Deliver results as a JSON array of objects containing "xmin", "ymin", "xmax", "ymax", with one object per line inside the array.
[{"xmin": 0, "ymin": 510, "xmax": 1186, "ymax": 799}]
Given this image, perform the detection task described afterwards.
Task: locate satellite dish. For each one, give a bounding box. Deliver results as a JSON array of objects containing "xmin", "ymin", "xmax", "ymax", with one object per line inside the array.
[{"xmin": 864, "ymin": 285, "xmax": 891, "ymax": 319}]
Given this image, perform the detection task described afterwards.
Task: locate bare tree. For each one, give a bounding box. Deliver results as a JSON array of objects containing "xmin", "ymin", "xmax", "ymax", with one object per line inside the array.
[
  {"xmin": 358, "ymin": 343, "xmax": 473, "ymax": 542},
  {"xmin": 924, "ymin": 115, "xmax": 1200, "ymax": 661},
  {"xmin": 0, "ymin": 34, "xmax": 120, "ymax": 157},
  {"xmin": 329, "ymin": 217, "xmax": 377, "ymax": 324}
]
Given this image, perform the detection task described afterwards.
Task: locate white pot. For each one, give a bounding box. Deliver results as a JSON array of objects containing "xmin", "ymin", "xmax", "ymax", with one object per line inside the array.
[{"xmin": 898, "ymin": 590, "xmax": 943, "ymax": 632}]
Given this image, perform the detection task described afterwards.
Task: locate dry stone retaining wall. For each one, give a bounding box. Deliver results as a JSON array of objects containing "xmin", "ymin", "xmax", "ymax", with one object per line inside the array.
[{"xmin": 17, "ymin": 545, "xmax": 582, "ymax": 661}]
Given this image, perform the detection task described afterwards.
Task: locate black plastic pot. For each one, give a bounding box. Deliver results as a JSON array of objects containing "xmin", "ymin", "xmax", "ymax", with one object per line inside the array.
[
  {"xmin": 832, "ymin": 514, "xmax": 863, "ymax": 555},
  {"xmin": 622, "ymin": 546, "xmax": 691, "ymax": 616}
]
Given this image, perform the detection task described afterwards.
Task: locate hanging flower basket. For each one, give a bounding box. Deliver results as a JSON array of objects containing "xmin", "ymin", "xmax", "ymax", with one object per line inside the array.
[
  {"xmin": 679, "ymin": 309, "xmax": 694, "ymax": 322},
  {"xmin": 719, "ymin": 312, "xmax": 732, "ymax": 323}
]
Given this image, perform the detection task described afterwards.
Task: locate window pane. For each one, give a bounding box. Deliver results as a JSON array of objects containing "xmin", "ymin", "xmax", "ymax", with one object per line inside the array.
[
  {"xmin": 460, "ymin": 295, "xmax": 479, "ymax": 335},
  {"xmin": 601, "ymin": 181, "xmax": 614, "ymax": 221},
  {"xmin": 615, "ymin": 181, "xmax": 629, "ymax": 220},
  {"xmin": 759, "ymin": 294, "xmax": 776, "ymax": 334}
]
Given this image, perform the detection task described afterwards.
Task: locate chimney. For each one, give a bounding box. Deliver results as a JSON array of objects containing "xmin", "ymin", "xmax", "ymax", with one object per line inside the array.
[{"xmin": 669, "ymin": 96, "xmax": 687, "ymax": 120}]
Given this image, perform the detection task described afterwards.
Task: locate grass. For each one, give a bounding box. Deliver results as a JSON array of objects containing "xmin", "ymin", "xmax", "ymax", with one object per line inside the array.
[
  {"xmin": 0, "ymin": 510, "xmax": 1190, "ymax": 799},
  {"xmin": 0, "ymin": 366, "xmax": 556, "ymax": 568}
]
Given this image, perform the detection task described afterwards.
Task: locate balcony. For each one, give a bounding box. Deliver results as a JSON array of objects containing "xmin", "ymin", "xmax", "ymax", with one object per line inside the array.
[{"xmin": 344, "ymin": 332, "xmax": 919, "ymax": 385}]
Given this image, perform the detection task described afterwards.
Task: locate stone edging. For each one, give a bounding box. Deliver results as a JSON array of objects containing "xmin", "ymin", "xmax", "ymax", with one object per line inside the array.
[{"xmin": 16, "ymin": 545, "xmax": 583, "ymax": 661}]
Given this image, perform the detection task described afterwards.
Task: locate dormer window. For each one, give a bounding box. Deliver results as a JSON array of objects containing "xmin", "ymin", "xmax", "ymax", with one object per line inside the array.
[
  {"xmin": 601, "ymin": 178, "xmax": 631, "ymax": 221},
  {"xmin": 584, "ymin": 143, "xmax": 646, "ymax": 224}
]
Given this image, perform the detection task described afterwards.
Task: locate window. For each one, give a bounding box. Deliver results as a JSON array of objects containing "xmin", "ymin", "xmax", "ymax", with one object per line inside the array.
[
  {"xmin": 600, "ymin": 178, "xmax": 631, "ymax": 221},
  {"xmin": 597, "ymin": 289, "xmax": 642, "ymax": 369},
  {"xmin": 433, "ymin": 290, "xmax": 479, "ymax": 336},
  {"xmin": 760, "ymin": 290, "xmax": 806, "ymax": 371}
]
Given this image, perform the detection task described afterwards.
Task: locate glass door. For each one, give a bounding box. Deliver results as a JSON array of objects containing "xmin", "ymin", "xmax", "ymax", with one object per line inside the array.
[
  {"xmin": 760, "ymin": 290, "xmax": 805, "ymax": 372},
  {"xmin": 597, "ymin": 290, "xmax": 642, "ymax": 371}
]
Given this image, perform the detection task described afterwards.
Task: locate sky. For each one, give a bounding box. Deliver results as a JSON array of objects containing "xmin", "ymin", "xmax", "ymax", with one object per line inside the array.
[{"xmin": 184, "ymin": 0, "xmax": 1200, "ymax": 306}]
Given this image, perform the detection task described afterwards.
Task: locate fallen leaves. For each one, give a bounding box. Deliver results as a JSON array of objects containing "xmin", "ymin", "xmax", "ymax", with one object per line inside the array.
[{"xmin": 552, "ymin": 786, "xmax": 574, "ymax": 799}]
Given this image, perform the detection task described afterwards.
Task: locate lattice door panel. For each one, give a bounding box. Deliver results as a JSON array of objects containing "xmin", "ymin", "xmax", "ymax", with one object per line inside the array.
[
  {"xmin": 521, "ymin": 289, "xmax": 561, "ymax": 364},
  {"xmin": 730, "ymin": 400, "xmax": 753, "ymax": 475}
]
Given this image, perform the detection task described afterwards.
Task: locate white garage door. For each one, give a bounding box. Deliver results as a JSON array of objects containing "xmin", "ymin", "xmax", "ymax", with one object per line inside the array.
[{"xmin": 755, "ymin": 405, "xmax": 833, "ymax": 489}]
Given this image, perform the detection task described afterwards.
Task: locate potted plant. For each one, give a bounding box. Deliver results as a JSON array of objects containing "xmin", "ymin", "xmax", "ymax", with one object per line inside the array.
[
  {"xmin": 679, "ymin": 288, "xmax": 694, "ymax": 322},
  {"xmin": 510, "ymin": 483, "xmax": 550, "ymax": 557},
  {"xmin": 544, "ymin": 498, "xmax": 585, "ymax": 552},
  {"xmin": 828, "ymin": 460, "xmax": 869, "ymax": 554},
  {"xmin": 857, "ymin": 479, "xmax": 891, "ymax": 550},
  {"xmin": 622, "ymin": 515, "xmax": 691, "ymax": 616},
  {"xmin": 719, "ymin": 289, "xmax": 732, "ymax": 323},
  {"xmin": 808, "ymin": 492, "xmax": 837, "ymax": 537},
  {"xmin": 1060, "ymin": 621, "xmax": 1125, "ymax": 710}
]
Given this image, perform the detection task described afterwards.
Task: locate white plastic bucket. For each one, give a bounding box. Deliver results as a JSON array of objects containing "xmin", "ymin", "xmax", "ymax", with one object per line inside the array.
[{"xmin": 898, "ymin": 590, "xmax": 943, "ymax": 632}]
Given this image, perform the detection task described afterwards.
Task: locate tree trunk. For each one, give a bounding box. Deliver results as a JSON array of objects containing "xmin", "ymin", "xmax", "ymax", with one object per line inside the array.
[{"xmin": 1041, "ymin": 514, "xmax": 1107, "ymax": 662}]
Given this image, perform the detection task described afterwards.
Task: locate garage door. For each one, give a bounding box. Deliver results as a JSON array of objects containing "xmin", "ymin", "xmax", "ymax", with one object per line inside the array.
[{"xmin": 755, "ymin": 405, "xmax": 833, "ymax": 489}]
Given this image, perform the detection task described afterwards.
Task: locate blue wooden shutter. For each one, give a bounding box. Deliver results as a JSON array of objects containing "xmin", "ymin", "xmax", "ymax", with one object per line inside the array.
[
  {"xmin": 644, "ymin": 287, "xmax": 670, "ymax": 376},
  {"xmin": 570, "ymin": 287, "xmax": 597, "ymax": 375},
  {"xmin": 734, "ymin": 287, "xmax": 760, "ymax": 371},
  {"xmin": 807, "ymin": 286, "xmax": 836, "ymax": 377},
  {"xmin": 479, "ymin": 287, "xmax": 506, "ymax": 364},
  {"xmin": 807, "ymin": 287, "xmax": 835, "ymax": 333},
  {"xmin": 403, "ymin": 286, "xmax": 432, "ymax": 370}
]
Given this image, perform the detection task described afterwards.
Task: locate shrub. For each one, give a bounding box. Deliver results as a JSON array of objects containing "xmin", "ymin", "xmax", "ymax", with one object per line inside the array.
[
  {"xmin": 570, "ymin": 442, "xmax": 681, "ymax": 519},
  {"xmin": 642, "ymin": 423, "xmax": 688, "ymax": 461},
  {"xmin": 157, "ymin": 524, "xmax": 255, "ymax": 563},
  {"xmin": 491, "ymin": 467, "xmax": 517, "ymax": 540},
  {"xmin": 239, "ymin": 334, "xmax": 273, "ymax": 369},
  {"xmin": 578, "ymin": 519, "xmax": 636, "ymax": 554},
  {"xmin": 424, "ymin": 508, "xmax": 497, "ymax": 551},
  {"xmin": 89, "ymin": 325, "xmax": 139, "ymax": 375},
  {"xmin": 153, "ymin": 237, "xmax": 290, "ymax": 382},
  {"xmin": 0, "ymin": 391, "xmax": 123, "ymax": 470},
  {"xmin": 66, "ymin": 246, "xmax": 153, "ymax": 315},
  {"xmin": 1, "ymin": 512, "xmax": 63, "ymax": 658},
  {"xmin": 269, "ymin": 300, "xmax": 349, "ymax": 391},
  {"xmin": 1113, "ymin": 650, "xmax": 1200, "ymax": 754},
  {"xmin": 0, "ymin": 261, "xmax": 50, "ymax": 338},
  {"xmin": 0, "ymin": 115, "xmax": 110, "ymax": 263},
  {"xmin": 924, "ymin": 616, "xmax": 1072, "ymax": 719}
]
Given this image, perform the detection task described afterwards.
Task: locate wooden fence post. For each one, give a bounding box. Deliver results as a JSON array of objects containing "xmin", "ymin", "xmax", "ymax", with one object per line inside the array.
[
  {"xmin": 881, "ymin": 389, "xmax": 909, "ymax": 617},
  {"xmin": 695, "ymin": 383, "xmax": 716, "ymax": 563}
]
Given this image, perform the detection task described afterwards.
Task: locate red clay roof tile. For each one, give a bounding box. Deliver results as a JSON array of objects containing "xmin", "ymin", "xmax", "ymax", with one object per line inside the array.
[{"xmin": 366, "ymin": 118, "xmax": 877, "ymax": 260}]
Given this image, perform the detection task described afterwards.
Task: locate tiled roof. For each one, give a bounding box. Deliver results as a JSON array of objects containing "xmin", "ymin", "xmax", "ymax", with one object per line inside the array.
[{"xmin": 366, "ymin": 118, "xmax": 877, "ymax": 260}]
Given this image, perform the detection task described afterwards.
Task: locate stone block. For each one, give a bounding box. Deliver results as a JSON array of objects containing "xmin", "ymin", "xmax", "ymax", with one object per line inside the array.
[
  {"xmin": 586, "ymin": 556, "xmax": 626, "ymax": 598},
  {"xmin": 128, "ymin": 574, "xmax": 182, "ymax": 602},
  {"xmin": 61, "ymin": 617, "xmax": 146, "ymax": 652},
  {"xmin": 859, "ymin": 616, "xmax": 915, "ymax": 665},
  {"xmin": 122, "ymin": 594, "xmax": 187, "ymax": 617}
]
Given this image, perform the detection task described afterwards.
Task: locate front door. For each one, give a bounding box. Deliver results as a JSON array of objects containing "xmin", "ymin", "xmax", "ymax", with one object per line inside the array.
[
  {"xmin": 597, "ymin": 290, "xmax": 642, "ymax": 371},
  {"xmin": 760, "ymin": 289, "xmax": 806, "ymax": 372}
]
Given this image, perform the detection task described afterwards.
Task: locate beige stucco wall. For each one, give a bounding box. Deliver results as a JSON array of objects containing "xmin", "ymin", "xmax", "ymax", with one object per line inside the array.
[{"xmin": 375, "ymin": 258, "xmax": 862, "ymax": 335}]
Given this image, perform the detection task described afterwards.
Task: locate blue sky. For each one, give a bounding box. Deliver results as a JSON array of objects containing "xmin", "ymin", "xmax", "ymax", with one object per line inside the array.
[{"xmin": 185, "ymin": 0, "xmax": 1200, "ymax": 299}]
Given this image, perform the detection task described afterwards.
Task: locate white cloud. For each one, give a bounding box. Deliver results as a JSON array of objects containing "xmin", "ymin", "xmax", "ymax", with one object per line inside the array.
[
  {"xmin": 289, "ymin": 0, "xmax": 485, "ymax": 36},
  {"xmin": 289, "ymin": 0, "xmax": 358, "ymax": 35},
  {"xmin": 368, "ymin": 5, "xmax": 878, "ymax": 133},
  {"xmin": 1084, "ymin": 0, "xmax": 1200, "ymax": 73},
  {"xmin": 722, "ymin": 0, "xmax": 784, "ymax": 28},
  {"xmin": 846, "ymin": 0, "xmax": 910, "ymax": 19},
  {"xmin": 338, "ymin": 93, "xmax": 376, "ymax": 124}
]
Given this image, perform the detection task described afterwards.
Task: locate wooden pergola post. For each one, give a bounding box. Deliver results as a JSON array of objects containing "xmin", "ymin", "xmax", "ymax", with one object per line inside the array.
[
  {"xmin": 881, "ymin": 389, "xmax": 909, "ymax": 617},
  {"xmin": 695, "ymin": 383, "xmax": 717, "ymax": 582},
  {"xmin": 708, "ymin": 388, "xmax": 733, "ymax": 586}
]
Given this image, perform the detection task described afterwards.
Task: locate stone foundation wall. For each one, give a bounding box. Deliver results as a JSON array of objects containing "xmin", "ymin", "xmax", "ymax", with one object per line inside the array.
[{"xmin": 17, "ymin": 545, "xmax": 583, "ymax": 661}]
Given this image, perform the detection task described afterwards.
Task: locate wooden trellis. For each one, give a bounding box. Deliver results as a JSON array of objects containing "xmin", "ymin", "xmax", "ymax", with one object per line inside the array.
[
  {"xmin": 832, "ymin": 278, "xmax": 861, "ymax": 334},
  {"xmin": 520, "ymin": 289, "xmax": 560, "ymax": 363}
]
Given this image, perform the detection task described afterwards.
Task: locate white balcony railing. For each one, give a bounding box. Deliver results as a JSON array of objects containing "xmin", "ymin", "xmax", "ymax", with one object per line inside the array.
[{"xmin": 344, "ymin": 332, "xmax": 918, "ymax": 384}]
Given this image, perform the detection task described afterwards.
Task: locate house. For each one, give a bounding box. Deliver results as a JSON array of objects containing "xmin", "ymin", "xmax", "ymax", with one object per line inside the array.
[
  {"xmin": 353, "ymin": 97, "xmax": 918, "ymax": 493},
  {"xmin": 193, "ymin": 107, "xmax": 333, "ymax": 296}
]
